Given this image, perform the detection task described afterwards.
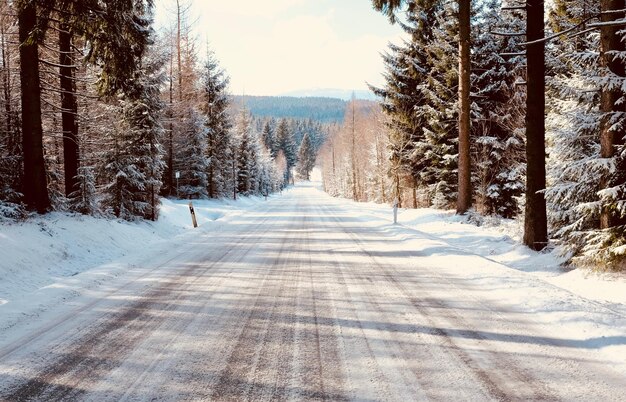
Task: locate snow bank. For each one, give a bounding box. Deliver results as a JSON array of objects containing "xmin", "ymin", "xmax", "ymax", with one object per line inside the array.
[
  {"xmin": 1, "ymin": 183, "xmax": 624, "ymax": 369},
  {"xmin": 0, "ymin": 196, "xmax": 267, "ymax": 332},
  {"xmin": 326, "ymin": 194, "xmax": 626, "ymax": 308}
]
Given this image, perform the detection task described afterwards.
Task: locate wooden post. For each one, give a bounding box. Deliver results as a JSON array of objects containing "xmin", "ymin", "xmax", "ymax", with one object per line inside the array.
[{"xmin": 188, "ymin": 201, "xmax": 198, "ymax": 228}]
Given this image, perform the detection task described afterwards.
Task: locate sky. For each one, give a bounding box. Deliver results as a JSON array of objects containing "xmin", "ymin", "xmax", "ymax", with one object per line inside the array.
[{"xmin": 154, "ymin": 0, "xmax": 406, "ymax": 96}]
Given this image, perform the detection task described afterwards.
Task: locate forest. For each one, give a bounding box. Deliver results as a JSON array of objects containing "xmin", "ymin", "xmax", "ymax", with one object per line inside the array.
[
  {"xmin": 232, "ymin": 95, "xmax": 347, "ymax": 123},
  {"xmin": 320, "ymin": 0, "xmax": 626, "ymax": 271},
  {"xmin": 1, "ymin": 0, "xmax": 625, "ymax": 271},
  {"xmin": 0, "ymin": 0, "xmax": 321, "ymax": 222}
]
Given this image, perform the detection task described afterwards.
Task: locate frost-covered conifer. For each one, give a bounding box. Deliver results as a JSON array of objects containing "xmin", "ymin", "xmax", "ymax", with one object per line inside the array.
[
  {"xmin": 178, "ymin": 108, "xmax": 209, "ymax": 199},
  {"xmin": 471, "ymin": 0, "xmax": 525, "ymax": 218},
  {"xmin": 275, "ymin": 119, "xmax": 297, "ymax": 185},
  {"xmin": 69, "ymin": 166, "xmax": 98, "ymax": 215},
  {"xmin": 236, "ymin": 110, "xmax": 259, "ymax": 195},
  {"xmin": 420, "ymin": 2, "xmax": 458, "ymax": 207},
  {"xmin": 200, "ymin": 48, "xmax": 232, "ymax": 199},
  {"xmin": 103, "ymin": 49, "xmax": 165, "ymax": 221},
  {"xmin": 296, "ymin": 133, "xmax": 316, "ymax": 180}
]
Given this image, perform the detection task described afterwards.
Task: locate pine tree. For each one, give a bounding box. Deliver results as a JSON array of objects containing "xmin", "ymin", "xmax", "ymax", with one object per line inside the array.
[
  {"xmin": 471, "ymin": 0, "xmax": 525, "ymax": 218},
  {"xmin": 236, "ymin": 110, "xmax": 259, "ymax": 195},
  {"xmin": 373, "ymin": 0, "xmax": 472, "ymax": 212},
  {"xmin": 178, "ymin": 108, "xmax": 209, "ymax": 199},
  {"xmin": 420, "ymin": 3, "xmax": 458, "ymax": 208},
  {"xmin": 370, "ymin": 1, "xmax": 439, "ymax": 206},
  {"xmin": 545, "ymin": 0, "xmax": 602, "ymax": 263},
  {"xmin": 200, "ymin": 48, "xmax": 232, "ymax": 198},
  {"xmin": 17, "ymin": 0, "xmax": 50, "ymax": 213},
  {"xmin": 69, "ymin": 166, "xmax": 97, "ymax": 215},
  {"xmin": 296, "ymin": 133, "xmax": 316, "ymax": 180},
  {"xmin": 261, "ymin": 121, "xmax": 278, "ymax": 158},
  {"xmin": 103, "ymin": 47, "xmax": 165, "ymax": 221},
  {"xmin": 275, "ymin": 118, "xmax": 297, "ymax": 185}
]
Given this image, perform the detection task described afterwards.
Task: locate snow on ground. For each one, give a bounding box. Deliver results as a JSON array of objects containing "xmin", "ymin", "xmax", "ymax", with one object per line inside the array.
[
  {"xmin": 0, "ymin": 196, "xmax": 267, "ymax": 334},
  {"xmin": 343, "ymin": 197, "xmax": 626, "ymax": 308},
  {"xmin": 0, "ymin": 180, "xmax": 625, "ymax": 365}
]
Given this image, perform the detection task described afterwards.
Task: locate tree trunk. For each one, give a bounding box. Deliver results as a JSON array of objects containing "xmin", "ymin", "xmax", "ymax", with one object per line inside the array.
[
  {"xmin": 395, "ymin": 170, "xmax": 402, "ymax": 208},
  {"xmin": 456, "ymin": 0, "xmax": 472, "ymax": 214},
  {"xmin": 176, "ymin": 0, "xmax": 183, "ymax": 103},
  {"xmin": 351, "ymin": 100, "xmax": 358, "ymax": 201},
  {"xmin": 1, "ymin": 10, "xmax": 12, "ymax": 139},
  {"xmin": 166, "ymin": 49, "xmax": 174, "ymax": 196},
  {"xmin": 59, "ymin": 23, "xmax": 79, "ymax": 198},
  {"xmin": 599, "ymin": 0, "xmax": 626, "ymax": 229},
  {"xmin": 523, "ymin": 0, "xmax": 548, "ymax": 250},
  {"xmin": 19, "ymin": 1, "xmax": 50, "ymax": 213}
]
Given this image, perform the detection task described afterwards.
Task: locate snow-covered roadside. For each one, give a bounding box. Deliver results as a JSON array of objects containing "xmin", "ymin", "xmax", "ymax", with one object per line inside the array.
[
  {"xmin": 0, "ymin": 195, "xmax": 269, "ymax": 335},
  {"xmin": 2, "ymin": 181, "xmax": 625, "ymax": 374},
  {"xmin": 326, "ymin": 195, "xmax": 626, "ymax": 308},
  {"xmin": 305, "ymin": 187, "xmax": 625, "ymax": 373}
]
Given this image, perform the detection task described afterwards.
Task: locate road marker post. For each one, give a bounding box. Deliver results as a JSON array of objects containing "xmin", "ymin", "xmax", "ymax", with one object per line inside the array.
[
  {"xmin": 188, "ymin": 202, "xmax": 198, "ymax": 228},
  {"xmin": 393, "ymin": 199, "xmax": 398, "ymax": 225},
  {"xmin": 175, "ymin": 171, "xmax": 180, "ymax": 197}
]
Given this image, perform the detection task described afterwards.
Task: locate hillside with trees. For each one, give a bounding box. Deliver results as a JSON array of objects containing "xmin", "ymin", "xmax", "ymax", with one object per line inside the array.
[{"xmin": 231, "ymin": 95, "xmax": 347, "ymax": 122}]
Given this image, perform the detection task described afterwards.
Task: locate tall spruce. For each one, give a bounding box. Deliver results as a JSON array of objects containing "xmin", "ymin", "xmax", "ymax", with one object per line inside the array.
[
  {"xmin": 103, "ymin": 47, "xmax": 165, "ymax": 221},
  {"xmin": 275, "ymin": 118, "xmax": 297, "ymax": 185},
  {"xmin": 236, "ymin": 110, "xmax": 259, "ymax": 195},
  {"xmin": 296, "ymin": 133, "xmax": 316, "ymax": 180},
  {"xmin": 421, "ymin": 3, "xmax": 459, "ymax": 208},
  {"xmin": 17, "ymin": 0, "xmax": 50, "ymax": 213},
  {"xmin": 545, "ymin": 0, "xmax": 602, "ymax": 263},
  {"xmin": 370, "ymin": 1, "xmax": 438, "ymax": 206},
  {"xmin": 457, "ymin": 0, "xmax": 472, "ymax": 213},
  {"xmin": 471, "ymin": 0, "xmax": 525, "ymax": 218},
  {"xmin": 200, "ymin": 48, "xmax": 232, "ymax": 198},
  {"xmin": 373, "ymin": 0, "xmax": 472, "ymax": 212},
  {"xmin": 178, "ymin": 108, "xmax": 209, "ymax": 199}
]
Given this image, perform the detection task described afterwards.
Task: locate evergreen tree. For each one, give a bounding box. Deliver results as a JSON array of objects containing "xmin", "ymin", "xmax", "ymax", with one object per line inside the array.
[
  {"xmin": 16, "ymin": 0, "xmax": 50, "ymax": 213},
  {"xmin": 545, "ymin": 0, "xmax": 602, "ymax": 263},
  {"xmin": 420, "ymin": 2, "xmax": 458, "ymax": 208},
  {"xmin": 262, "ymin": 121, "xmax": 278, "ymax": 158},
  {"xmin": 178, "ymin": 108, "xmax": 209, "ymax": 199},
  {"xmin": 296, "ymin": 133, "xmax": 316, "ymax": 180},
  {"xmin": 103, "ymin": 47, "xmax": 165, "ymax": 221},
  {"xmin": 69, "ymin": 166, "xmax": 97, "ymax": 215},
  {"xmin": 275, "ymin": 118, "xmax": 297, "ymax": 184},
  {"xmin": 370, "ymin": 1, "xmax": 439, "ymax": 205},
  {"xmin": 523, "ymin": 0, "xmax": 548, "ymax": 250},
  {"xmin": 236, "ymin": 110, "xmax": 258, "ymax": 195},
  {"xmin": 373, "ymin": 0, "xmax": 472, "ymax": 212},
  {"xmin": 471, "ymin": 0, "xmax": 525, "ymax": 218},
  {"xmin": 200, "ymin": 48, "xmax": 232, "ymax": 199}
]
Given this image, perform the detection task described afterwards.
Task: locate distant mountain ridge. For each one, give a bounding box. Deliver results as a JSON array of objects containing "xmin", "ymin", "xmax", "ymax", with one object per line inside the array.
[
  {"xmin": 231, "ymin": 95, "xmax": 347, "ymax": 123},
  {"xmin": 280, "ymin": 88, "xmax": 377, "ymax": 101}
]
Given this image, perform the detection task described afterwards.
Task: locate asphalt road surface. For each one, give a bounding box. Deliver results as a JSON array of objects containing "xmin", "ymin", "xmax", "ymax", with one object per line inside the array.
[{"xmin": 0, "ymin": 184, "xmax": 624, "ymax": 401}]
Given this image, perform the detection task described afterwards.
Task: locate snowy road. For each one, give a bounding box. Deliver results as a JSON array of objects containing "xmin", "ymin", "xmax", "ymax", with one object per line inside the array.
[{"xmin": 0, "ymin": 183, "xmax": 625, "ymax": 401}]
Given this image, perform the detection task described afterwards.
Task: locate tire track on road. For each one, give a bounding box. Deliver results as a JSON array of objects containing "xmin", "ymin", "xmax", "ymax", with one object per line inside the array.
[
  {"xmin": 1, "ymin": 204, "xmax": 280, "ymax": 401},
  {"xmin": 322, "ymin": 202, "xmax": 569, "ymax": 401}
]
